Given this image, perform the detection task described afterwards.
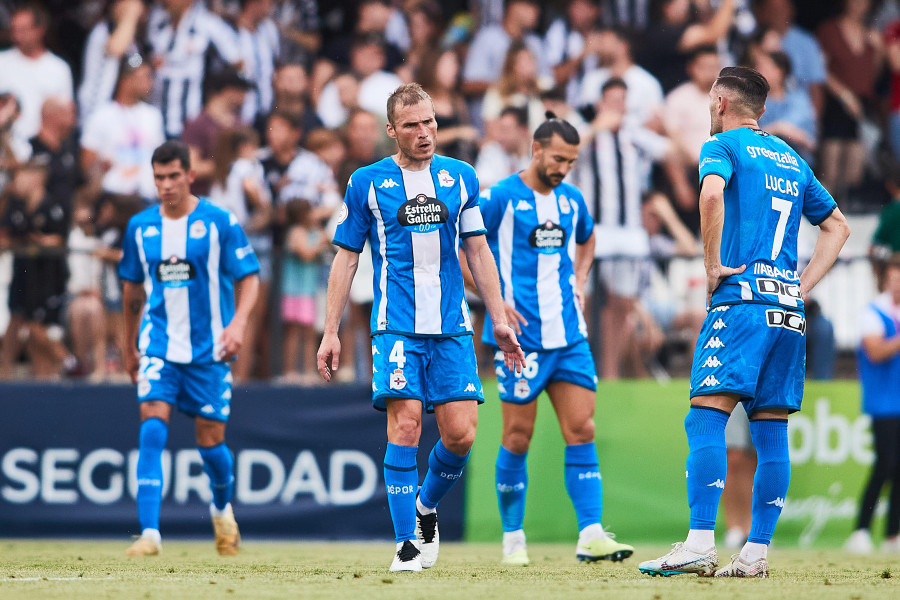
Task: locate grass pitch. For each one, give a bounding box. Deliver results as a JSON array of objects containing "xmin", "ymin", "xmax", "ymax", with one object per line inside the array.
[{"xmin": 2, "ymin": 539, "xmax": 897, "ymax": 600}]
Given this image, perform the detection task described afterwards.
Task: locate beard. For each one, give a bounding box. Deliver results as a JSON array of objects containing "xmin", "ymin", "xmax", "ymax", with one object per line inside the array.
[{"xmin": 536, "ymin": 167, "xmax": 562, "ymax": 189}]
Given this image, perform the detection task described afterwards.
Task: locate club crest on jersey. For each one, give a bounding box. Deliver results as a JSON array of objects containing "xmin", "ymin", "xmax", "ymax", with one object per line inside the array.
[
  {"xmin": 514, "ymin": 379, "xmax": 531, "ymax": 399},
  {"xmin": 558, "ymin": 196, "xmax": 571, "ymax": 214},
  {"xmin": 529, "ymin": 221, "xmax": 566, "ymax": 254},
  {"xmin": 437, "ymin": 169, "xmax": 455, "ymax": 187},
  {"xmin": 337, "ymin": 202, "xmax": 349, "ymax": 225},
  {"xmin": 389, "ymin": 368, "xmax": 407, "ymax": 390},
  {"xmin": 156, "ymin": 256, "xmax": 195, "ymax": 288},
  {"xmin": 397, "ymin": 194, "xmax": 449, "ymax": 232},
  {"xmin": 189, "ymin": 220, "xmax": 207, "ymax": 239}
]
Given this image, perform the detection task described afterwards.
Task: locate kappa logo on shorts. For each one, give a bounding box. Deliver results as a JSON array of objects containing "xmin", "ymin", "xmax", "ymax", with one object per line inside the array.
[
  {"xmin": 201, "ymin": 405, "xmax": 215, "ymax": 414},
  {"xmin": 372, "ymin": 381, "xmax": 378, "ymax": 392},
  {"xmin": 497, "ymin": 382, "xmax": 506, "ymax": 394},
  {"xmin": 389, "ymin": 368, "xmax": 407, "ymax": 390},
  {"xmin": 514, "ymin": 379, "xmax": 531, "ymax": 399},
  {"xmin": 704, "ymin": 337, "xmax": 725, "ymax": 349},
  {"xmin": 700, "ymin": 375, "xmax": 720, "ymax": 387},
  {"xmin": 712, "ymin": 319, "xmax": 727, "ymax": 330},
  {"xmin": 464, "ymin": 383, "xmax": 477, "ymax": 392},
  {"xmin": 702, "ymin": 356, "xmax": 723, "ymax": 368}
]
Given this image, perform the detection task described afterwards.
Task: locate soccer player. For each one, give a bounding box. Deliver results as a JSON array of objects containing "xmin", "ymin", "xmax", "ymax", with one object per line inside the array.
[
  {"xmin": 119, "ymin": 141, "xmax": 260, "ymax": 556},
  {"xmin": 317, "ymin": 83, "xmax": 526, "ymax": 572},
  {"xmin": 476, "ymin": 114, "xmax": 635, "ymax": 566},
  {"xmin": 638, "ymin": 67, "xmax": 850, "ymax": 577}
]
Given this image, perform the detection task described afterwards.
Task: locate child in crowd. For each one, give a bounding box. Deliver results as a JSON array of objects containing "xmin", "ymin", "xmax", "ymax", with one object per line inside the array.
[
  {"xmin": 280, "ymin": 198, "xmax": 329, "ymax": 383},
  {"xmin": 210, "ymin": 126, "xmax": 273, "ymax": 381}
]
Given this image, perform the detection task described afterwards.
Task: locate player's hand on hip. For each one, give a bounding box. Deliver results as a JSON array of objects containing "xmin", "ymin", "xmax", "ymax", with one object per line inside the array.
[
  {"xmin": 504, "ymin": 303, "xmax": 528, "ymax": 335},
  {"xmin": 317, "ymin": 332, "xmax": 341, "ymax": 382},
  {"xmin": 706, "ymin": 263, "xmax": 746, "ymax": 305},
  {"xmin": 125, "ymin": 349, "xmax": 141, "ymax": 384},
  {"xmin": 493, "ymin": 324, "xmax": 526, "ymax": 375}
]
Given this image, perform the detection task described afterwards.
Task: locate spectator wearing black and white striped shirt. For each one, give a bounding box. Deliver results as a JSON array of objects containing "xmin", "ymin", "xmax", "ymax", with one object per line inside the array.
[
  {"xmin": 235, "ymin": 0, "xmax": 280, "ymax": 126},
  {"xmin": 146, "ymin": 0, "xmax": 240, "ymax": 138}
]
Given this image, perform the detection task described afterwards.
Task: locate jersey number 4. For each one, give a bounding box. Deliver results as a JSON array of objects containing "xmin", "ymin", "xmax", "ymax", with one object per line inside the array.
[{"xmin": 770, "ymin": 197, "xmax": 792, "ymax": 261}]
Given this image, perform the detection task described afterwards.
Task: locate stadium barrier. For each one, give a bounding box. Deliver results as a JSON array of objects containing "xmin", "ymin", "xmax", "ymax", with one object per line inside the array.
[
  {"xmin": 0, "ymin": 383, "xmax": 463, "ymax": 540},
  {"xmin": 465, "ymin": 380, "xmax": 877, "ymax": 548},
  {"xmin": 0, "ymin": 380, "xmax": 877, "ymax": 547}
]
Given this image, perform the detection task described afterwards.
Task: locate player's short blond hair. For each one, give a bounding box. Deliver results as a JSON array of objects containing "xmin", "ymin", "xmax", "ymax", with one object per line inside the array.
[{"xmin": 386, "ymin": 83, "xmax": 433, "ymax": 126}]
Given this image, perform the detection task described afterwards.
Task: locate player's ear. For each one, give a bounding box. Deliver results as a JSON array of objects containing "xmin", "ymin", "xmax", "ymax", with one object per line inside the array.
[
  {"xmin": 187, "ymin": 168, "xmax": 196, "ymax": 185},
  {"xmin": 386, "ymin": 121, "xmax": 397, "ymax": 140},
  {"xmin": 531, "ymin": 140, "xmax": 541, "ymax": 158}
]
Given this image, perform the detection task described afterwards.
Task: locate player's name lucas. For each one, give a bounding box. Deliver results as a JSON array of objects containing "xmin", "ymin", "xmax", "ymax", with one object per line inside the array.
[
  {"xmin": 763, "ymin": 174, "xmax": 799, "ymax": 197},
  {"xmin": 753, "ymin": 263, "xmax": 799, "ymax": 281}
]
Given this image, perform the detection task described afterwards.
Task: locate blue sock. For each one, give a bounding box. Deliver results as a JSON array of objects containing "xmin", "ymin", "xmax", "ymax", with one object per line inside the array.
[
  {"xmin": 684, "ymin": 407, "xmax": 729, "ymax": 530},
  {"xmin": 748, "ymin": 419, "xmax": 790, "ymax": 545},
  {"xmin": 419, "ymin": 439, "xmax": 469, "ymax": 510},
  {"xmin": 495, "ymin": 446, "xmax": 528, "ymax": 532},
  {"xmin": 384, "ymin": 443, "xmax": 418, "ymax": 543},
  {"xmin": 564, "ymin": 443, "xmax": 603, "ymax": 531},
  {"xmin": 198, "ymin": 442, "xmax": 234, "ymax": 510},
  {"xmin": 136, "ymin": 418, "xmax": 168, "ymax": 531}
]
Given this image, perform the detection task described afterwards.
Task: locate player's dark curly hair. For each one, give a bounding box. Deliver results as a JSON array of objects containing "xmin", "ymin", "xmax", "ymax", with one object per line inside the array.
[
  {"xmin": 713, "ymin": 66, "xmax": 770, "ymax": 118},
  {"xmin": 534, "ymin": 111, "xmax": 580, "ymax": 146}
]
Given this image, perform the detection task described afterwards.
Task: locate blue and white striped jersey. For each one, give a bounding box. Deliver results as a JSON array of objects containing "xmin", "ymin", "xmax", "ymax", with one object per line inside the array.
[
  {"xmin": 698, "ymin": 128, "xmax": 837, "ymax": 311},
  {"xmin": 119, "ymin": 200, "xmax": 260, "ymax": 364},
  {"xmin": 480, "ymin": 174, "xmax": 594, "ymax": 351},
  {"xmin": 333, "ymin": 155, "xmax": 486, "ymax": 337}
]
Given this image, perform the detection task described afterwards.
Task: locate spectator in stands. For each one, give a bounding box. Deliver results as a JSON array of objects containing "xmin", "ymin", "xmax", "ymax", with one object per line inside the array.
[
  {"xmin": 236, "ymin": 0, "xmax": 280, "ymax": 125},
  {"xmin": 0, "ymin": 93, "xmax": 27, "ymax": 194},
  {"xmin": 545, "ymin": 0, "xmax": 604, "ymax": 107},
  {"xmin": 29, "ymin": 98, "xmax": 81, "ymax": 213},
  {"xmin": 482, "ymin": 42, "xmax": 547, "ymax": 135},
  {"xmin": 637, "ymin": 0, "xmax": 736, "ymax": 93},
  {"xmin": 884, "ymin": 14, "xmax": 900, "ymax": 160},
  {"xmin": 474, "ymin": 106, "xmax": 531, "ymax": 190},
  {"xmin": 81, "ymin": 54, "xmax": 165, "ymax": 205},
  {"xmin": 846, "ymin": 254, "xmax": 900, "ymax": 555},
  {"xmin": 0, "ymin": 3, "xmax": 73, "ymax": 144},
  {"xmin": 578, "ymin": 27, "xmax": 664, "ymax": 128},
  {"xmin": 66, "ymin": 202, "xmax": 107, "ymax": 381},
  {"xmin": 337, "ymin": 109, "xmax": 381, "ymax": 185},
  {"xmin": 575, "ymin": 77, "xmax": 670, "ymax": 379},
  {"xmin": 416, "ymin": 49, "xmax": 478, "ymax": 163},
  {"xmin": 209, "ymin": 126, "xmax": 272, "ymax": 382},
  {"xmin": 78, "ymin": 0, "xmax": 147, "ymax": 123},
  {"xmin": 870, "ymin": 165, "xmax": 900, "ymax": 290},
  {"xmin": 0, "ymin": 159, "xmax": 74, "ymax": 380},
  {"xmin": 398, "ymin": 0, "xmax": 445, "ymax": 83},
  {"xmin": 271, "ymin": 0, "xmax": 320, "ymax": 68},
  {"xmin": 751, "ymin": 50, "xmax": 817, "ymax": 163},
  {"xmin": 280, "ymin": 198, "xmax": 329, "ymax": 383},
  {"xmin": 601, "ymin": 0, "xmax": 652, "ymax": 32},
  {"xmin": 279, "ymin": 127, "xmax": 342, "ymax": 221},
  {"xmin": 462, "ymin": 0, "xmax": 545, "ymax": 130},
  {"xmin": 316, "ymin": 34, "xmax": 403, "ymax": 128},
  {"xmin": 662, "ymin": 45, "xmax": 721, "ymax": 232},
  {"xmin": 751, "ymin": 0, "xmax": 827, "ymax": 117},
  {"xmin": 181, "ymin": 68, "xmax": 251, "ymax": 196},
  {"xmin": 259, "ymin": 109, "xmax": 303, "ymax": 217},
  {"xmin": 321, "ymin": 0, "xmax": 405, "ymax": 72},
  {"xmin": 259, "ymin": 63, "xmax": 323, "ymax": 141},
  {"xmin": 817, "ymin": 0, "xmax": 884, "ymax": 206},
  {"xmin": 147, "ymin": 0, "xmax": 241, "ymax": 138}
]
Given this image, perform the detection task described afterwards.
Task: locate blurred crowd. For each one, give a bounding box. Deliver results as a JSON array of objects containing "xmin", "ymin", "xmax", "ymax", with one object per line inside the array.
[{"xmin": 0, "ymin": 0, "xmax": 897, "ymax": 383}]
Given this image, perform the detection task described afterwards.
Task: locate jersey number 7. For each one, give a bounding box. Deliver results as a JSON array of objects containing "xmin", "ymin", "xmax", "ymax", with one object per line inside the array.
[{"xmin": 770, "ymin": 197, "xmax": 792, "ymax": 261}]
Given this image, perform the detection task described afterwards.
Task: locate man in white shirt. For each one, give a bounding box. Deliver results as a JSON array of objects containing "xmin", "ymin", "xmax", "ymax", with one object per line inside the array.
[
  {"xmin": 474, "ymin": 106, "xmax": 532, "ymax": 189},
  {"xmin": 0, "ymin": 4, "xmax": 73, "ymax": 143},
  {"xmin": 578, "ymin": 27, "xmax": 662, "ymax": 128},
  {"xmin": 81, "ymin": 55, "xmax": 166, "ymax": 203},
  {"xmin": 544, "ymin": 0, "xmax": 604, "ymax": 107}
]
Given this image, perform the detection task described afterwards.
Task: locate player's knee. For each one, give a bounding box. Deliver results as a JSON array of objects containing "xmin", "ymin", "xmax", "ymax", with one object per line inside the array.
[
  {"xmin": 563, "ymin": 418, "xmax": 594, "ymax": 445},
  {"xmin": 441, "ymin": 429, "xmax": 476, "ymax": 455},
  {"xmin": 389, "ymin": 417, "xmax": 421, "ymax": 446},
  {"xmin": 502, "ymin": 430, "xmax": 532, "ymax": 454}
]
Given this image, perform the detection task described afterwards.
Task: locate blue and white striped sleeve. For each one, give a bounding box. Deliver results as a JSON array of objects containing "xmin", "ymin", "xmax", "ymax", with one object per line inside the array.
[{"xmin": 459, "ymin": 167, "xmax": 486, "ymax": 238}]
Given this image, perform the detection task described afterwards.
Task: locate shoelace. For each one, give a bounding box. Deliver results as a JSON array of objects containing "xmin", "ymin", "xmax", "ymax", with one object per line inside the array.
[
  {"xmin": 417, "ymin": 511, "xmax": 437, "ymax": 543},
  {"xmin": 397, "ymin": 540, "xmax": 420, "ymax": 561}
]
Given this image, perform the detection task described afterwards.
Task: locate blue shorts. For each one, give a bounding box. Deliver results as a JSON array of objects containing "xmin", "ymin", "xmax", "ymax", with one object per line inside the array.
[
  {"xmin": 371, "ymin": 333, "xmax": 483, "ymax": 413},
  {"xmin": 689, "ymin": 303, "xmax": 806, "ymax": 414},
  {"xmin": 137, "ymin": 356, "xmax": 233, "ymax": 422},
  {"xmin": 493, "ymin": 339, "xmax": 597, "ymax": 404}
]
